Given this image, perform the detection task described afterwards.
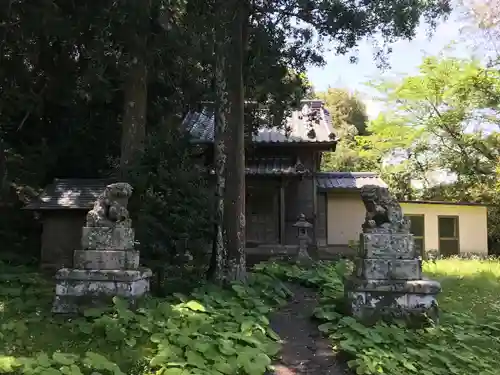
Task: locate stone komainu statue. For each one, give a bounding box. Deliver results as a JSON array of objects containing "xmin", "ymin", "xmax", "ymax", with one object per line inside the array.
[
  {"xmin": 360, "ymin": 185, "xmax": 410, "ymax": 233},
  {"xmin": 86, "ymin": 182, "xmax": 133, "ymax": 228}
]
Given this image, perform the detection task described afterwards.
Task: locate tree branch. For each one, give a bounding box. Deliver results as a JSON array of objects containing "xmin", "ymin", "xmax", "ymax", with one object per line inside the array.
[{"xmin": 425, "ymin": 97, "xmax": 497, "ymax": 167}]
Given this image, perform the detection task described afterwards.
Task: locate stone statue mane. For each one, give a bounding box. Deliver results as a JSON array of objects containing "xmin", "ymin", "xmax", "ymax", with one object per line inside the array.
[
  {"xmin": 360, "ymin": 185, "xmax": 410, "ymax": 233},
  {"xmin": 86, "ymin": 182, "xmax": 133, "ymax": 228}
]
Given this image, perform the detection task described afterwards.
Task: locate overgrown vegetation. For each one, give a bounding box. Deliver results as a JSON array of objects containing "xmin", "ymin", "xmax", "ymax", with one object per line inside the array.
[
  {"xmin": 0, "ymin": 261, "xmax": 292, "ymax": 375},
  {"xmin": 257, "ymin": 258, "xmax": 500, "ymax": 375},
  {"xmin": 3, "ymin": 255, "xmax": 500, "ymax": 375},
  {"xmin": 0, "ymin": 0, "xmax": 451, "ymax": 279},
  {"xmin": 319, "ymin": 56, "xmax": 500, "ymax": 251},
  {"xmin": 125, "ymin": 125, "xmax": 213, "ymax": 264}
]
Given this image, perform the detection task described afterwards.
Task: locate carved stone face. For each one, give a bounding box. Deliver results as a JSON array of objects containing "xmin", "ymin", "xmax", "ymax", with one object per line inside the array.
[
  {"xmin": 378, "ymin": 188, "xmax": 391, "ymax": 203},
  {"xmin": 104, "ymin": 183, "xmax": 133, "ymax": 207},
  {"xmin": 360, "ymin": 185, "xmax": 380, "ymax": 210},
  {"xmin": 111, "ymin": 196, "xmax": 130, "ymax": 209}
]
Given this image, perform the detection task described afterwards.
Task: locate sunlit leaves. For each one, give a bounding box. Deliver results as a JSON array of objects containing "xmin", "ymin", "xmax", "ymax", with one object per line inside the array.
[
  {"xmin": 0, "ymin": 262, "xmax": 292, "ymax": 375},
  {"xmin": 260, "ymin": 258, "xmax": 500, "ymax": 375},
  {"xmin": 358, "ymin": 55, "xmax": 500, "ymax": 205}
]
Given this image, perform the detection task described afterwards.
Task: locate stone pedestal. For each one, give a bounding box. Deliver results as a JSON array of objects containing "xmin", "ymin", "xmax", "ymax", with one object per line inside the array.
[
  {"xmin": 344, "ymin": 232, "xmax": 441, "ymax": 326},
  {"xmin": 81, "ymin": 227, "xmax": 135, "ymax": 250},
  {"xmin": 52, "ymin": 227, "xmax": 152, "ymax": 314}
]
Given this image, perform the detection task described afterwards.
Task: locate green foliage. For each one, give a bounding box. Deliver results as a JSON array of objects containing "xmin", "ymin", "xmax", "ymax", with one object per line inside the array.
[
  {"xmin": 257, "ymin": 259, "xmax": 500, "ymax": 375},
  {"xmin": 125, "ymin": 125, "xmax": 213, "ymax": 263},
  {"xmin": 329, "ymin": 55, "xmax": 500, "ymax": 206},
  {"xmin": 316, "ymin": 88, "xmax": 371, "ymax": 173},
  {"xmin": 0, "ymin": 0, "xmax": 451, "ymax": 265},
  {"xmin": 373, "ymin": 56, "xmax": 500, "ymax": 180},
  {"xmin": 367, "ymin": 56, "xmax": 500, "ymax": 238},
  {"xmin": 0, "ymin": 0, "xmax": 451, "ymax": 179},
  {"xmin": 315, "ymin": 88, "xmax": 368, "ymax": 135},
  {"xmin": 0, "ymin": 262, "xmax": 293, "ymax": 375},
  {"xmin": 318, "ymin": 87, "xmax": 429, "ymax": 199}
]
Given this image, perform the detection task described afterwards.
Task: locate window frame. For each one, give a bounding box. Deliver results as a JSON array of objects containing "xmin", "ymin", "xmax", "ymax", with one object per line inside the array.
[
  {"xmin": 404, "ymin": 214, "xmax": 425, "ymax": 255},
  {"xmin": 438, "ymin": 215, "xmax": 460, "ymax": 255},
  {"xmin": 437, "ymin": 215, "xmax": 459, "ymax": 240}
]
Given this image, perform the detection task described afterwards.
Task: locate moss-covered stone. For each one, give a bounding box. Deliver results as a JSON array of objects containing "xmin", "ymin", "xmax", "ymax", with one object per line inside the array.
[
  {"xmin": 345, "ymin": 186, "xmax": 441, "ymax": 327},
  {"xmin": 73, "ymin": 250, "xmax": 139, "ymax": 270},
  {"xmin": 52, "ymin": 182, "xmax": 152, "ymax": 314},
  {"xmin": 81, "ymin": 227, "xmax": 134, "ymax": 250}
]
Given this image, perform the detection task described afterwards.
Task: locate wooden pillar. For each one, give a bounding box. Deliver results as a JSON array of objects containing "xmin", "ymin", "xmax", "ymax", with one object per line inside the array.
[
  {"xmin": 279, "ymin": 178, "xmax": 286, "ymax": 245},
  {"xmin": 312, "ymin": 174, "xmax": 318, "ymax": 246}
]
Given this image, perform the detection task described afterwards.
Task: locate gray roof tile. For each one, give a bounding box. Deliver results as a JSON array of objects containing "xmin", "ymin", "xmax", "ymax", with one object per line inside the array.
[
  {"xmin": 246, "ymin": 157, "xmax": 309, "ymax": 175},
  {"xmin": 316, "ymin": 172, "xmax": 388, "ymax": 190},
  {"xmin": 26, "ymin": 172, "xmax": 384, "ymax": 211},
  {"xmin": 203, "ymin": 157, "xmax": 310, "ymax": 176},
  {"xmin": 24, "ymin": 178, "xmax": 113, "ymax": 210},
  {"xmin": 183, "ymin": 100, "xmax": 337, "ymax": 144}
]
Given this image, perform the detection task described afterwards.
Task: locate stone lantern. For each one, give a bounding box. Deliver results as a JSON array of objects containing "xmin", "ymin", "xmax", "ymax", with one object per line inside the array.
[{"xmin": 293, "ymin": 213, "xmax": 313, "ymax": 262}]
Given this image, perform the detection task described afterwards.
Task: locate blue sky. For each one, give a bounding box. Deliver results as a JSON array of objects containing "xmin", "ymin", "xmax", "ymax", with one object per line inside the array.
[{"xmin": 306, "ymin": 8, "xmax": 471, "ymax": 119}]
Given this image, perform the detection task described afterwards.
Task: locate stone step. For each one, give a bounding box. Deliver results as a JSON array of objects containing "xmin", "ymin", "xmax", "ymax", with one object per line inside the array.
[
  {"xmin": 54, "ymin": 268, "xmax": 152, "ymax": 298},
  {"xmin": 73, "ymin": 250, "xmax": 139, "ymax": 270},
  {"xmin": 81, "ymin": 227, "xmax": 134, "ymax": 250},
  {"xmin": 52, "ymin": 294, "xmax": 141, "ymax": 314},
  {"xmin": 344, "ymin": 277, "xmax": 441, "ymax": 326},
  {"xmin": 347, "ymin": 302, "xmax": 439, "ymax": 327},
  {"xmin": 344, "ymin": 276, "xmax": 441, "ymax": 294},
  {"xmin": 54, "ymin": 277, "xmax": 150, "ymax": 298},
  {"xmin": 354, "ymin": 258, "xmax": 422, "ymax": 280},
  {"xmin": 359, "ymin": 232, "xmax": 416, "ymax": 259}
]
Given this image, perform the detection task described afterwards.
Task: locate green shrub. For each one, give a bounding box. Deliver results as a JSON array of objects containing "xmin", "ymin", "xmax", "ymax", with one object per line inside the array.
[
  {"xmin": 125, "ymin": 125, "xmax": 213, "ymax": 265},
  {"xmin": 0, "ymin": 263, "xmax": 292, "ymax": 375},
  {"xmin": 257, "ymin": 259, "xmax": 500, "ymax": 375}
]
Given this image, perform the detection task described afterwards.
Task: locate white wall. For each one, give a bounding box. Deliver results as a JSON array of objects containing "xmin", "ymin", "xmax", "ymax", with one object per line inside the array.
[
  {"xmin": 326, "ymin": 192, "xmax": 489, "ymax": 254},
  {"xmin": 401, "ymin": 202, "xmax": 488, "ymax": 254}
]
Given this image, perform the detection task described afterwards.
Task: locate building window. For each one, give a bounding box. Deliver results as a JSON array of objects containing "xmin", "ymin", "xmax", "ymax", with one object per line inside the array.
[
  {"xmin": 438, "ymin": 216, "xmax": 460, "ymax": 256},
  {"xmin": 404, "ymin": 215, "xmax": 425, "ymax": 256}
]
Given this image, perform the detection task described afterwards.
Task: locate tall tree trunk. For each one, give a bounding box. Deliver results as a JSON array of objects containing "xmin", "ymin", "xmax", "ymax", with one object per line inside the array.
[
  {"xmin": 0, "ymin": 137, "xmax": 7, "ymax": 196},
  {"xmin": 207, "ymin": 0, "xmax": 229, "ymax": 283},
  {"xmin": 224, "ymin": 0, "xmax": 247, "ymax": 282},
  {"xmin": 120, "ymin": 0, "xmax": 150, "ymax": 176},
  {"xmin": 120, "ymin": 57, "xmax": 147, "ymax": 175}
]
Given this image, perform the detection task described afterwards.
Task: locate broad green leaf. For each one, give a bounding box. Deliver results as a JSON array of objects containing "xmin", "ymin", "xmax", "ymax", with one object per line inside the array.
[
  {"xmin": 35, "ymin": 352, "xmax": 52, "ymax": 368},
  {"xmin": 40, "ymin": 368, "xmax": 62, "ymax": 375},
  {"xmin": 52, "ymin": 352, "xmax": 77, "ymax": 366},
  {"xmin": 240, "ymin": 321, "xmax": 253, "ymax": 333},
  {"xmin": 0, "ymin": 356, "xmax": 19, "ymax": 372},
  {"xmin": 184, "ymin": 300, "xmax": 206, "ymax": 312},
  {"xmin": 185, "ymin": 350, "xmax": 206, "ymax": 368}
]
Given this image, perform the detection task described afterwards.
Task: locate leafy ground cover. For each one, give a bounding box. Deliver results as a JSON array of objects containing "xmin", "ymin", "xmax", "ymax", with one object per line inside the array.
[
  {"xmin": 257, "ymin": 257, "xmax": 500, "ymax": 375},
  {"xmin": 0, "ymin": 262, "xmax": 292, "ymax": 375}
]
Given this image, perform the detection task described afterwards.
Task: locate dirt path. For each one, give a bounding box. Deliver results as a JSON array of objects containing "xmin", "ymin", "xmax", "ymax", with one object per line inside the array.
[{"xmin": 265, "ymin": 283, "xmax": 351, "ymax": 375}]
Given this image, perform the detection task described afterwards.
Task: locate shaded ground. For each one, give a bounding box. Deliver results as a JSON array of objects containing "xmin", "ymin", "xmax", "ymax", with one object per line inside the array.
[{"xmin": 266, "ymin": 283, "xmax": 351, "ymax": 375}]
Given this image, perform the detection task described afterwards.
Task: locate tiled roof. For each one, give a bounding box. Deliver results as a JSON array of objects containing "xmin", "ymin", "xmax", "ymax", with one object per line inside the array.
[
  {"xmin": 24, "ymin": 178, "xmax": 114, "ymax": 210},
  {"xmin": 316, "ymin": 172, "xmax": 388, "ymax": 190},
  {"xmin": 183, "ymin": 100, "xmax": 337, "ymax": 144},
  {"xmin": 24, "ymin": 159, "xmax": 308, "ymax": 211},
  {"xmin": 246, "ymin": 157, "xmax": 309, "ymax": 175},
  {"xmin": 203, "ymin": 157, "xmax": 310, "ymax": 176}
]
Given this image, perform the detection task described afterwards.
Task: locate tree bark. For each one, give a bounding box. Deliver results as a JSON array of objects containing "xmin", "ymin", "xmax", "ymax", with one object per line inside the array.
[
  {"xmin": 119, "ymin": 0, "xmax": 150, "ymax": 175},
  {"xmin": 120, "ymin": 56, "xmax": 148, "ymax": 174},
  {"xmin": 224, "ymin": 0, "xmax": 247, "ymax": 282},
  {"xmin": 0, "ymin": 137, "xmax": 8, "ymax": 197},
  {"xmin": 207, "ymin": 0, "xmax": 230, "ymax": 283}
]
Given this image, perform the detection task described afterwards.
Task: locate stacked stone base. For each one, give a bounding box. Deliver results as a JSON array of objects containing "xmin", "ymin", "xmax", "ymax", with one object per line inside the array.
[
  {"xmin": 52, "ymin": 227, "xmax": 151, "ymax": 314},
  {"xmin": 345, "ymin": 232, "xmax": 441, "ymax": 326},
  {"xmin": 345, "ymin": 277, "xmax": 440, "ymax": 326},
  {"xmin": 53, "ymin": 267, "xmax": 152, "ymax": 313}
]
